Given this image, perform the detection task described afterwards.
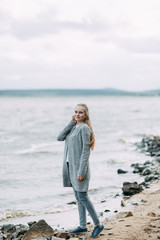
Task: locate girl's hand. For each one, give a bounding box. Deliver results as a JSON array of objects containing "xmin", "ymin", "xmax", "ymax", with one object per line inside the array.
[
  {"xmin": 77, "ymin": 174, "xmax": 85, "ymax": 181},
  {"xmin": 72, "ymin": 115, "xmax": 77, "ymax": 122}
]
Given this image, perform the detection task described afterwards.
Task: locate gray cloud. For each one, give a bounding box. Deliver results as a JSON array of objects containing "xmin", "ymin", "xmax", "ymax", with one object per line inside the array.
[
  {"xmin": 117, "ymin": 37, "xmax": 160, "ymax": 54},
  {"xmin": 96, "ymin": 36, "xmax": 160, "ymax": 54},
  {"xmin": 0, "ymin": 6, "xmax": 109, "ymax": 40},
  {"xmin": 10, "ymin": 19, "xmax": 109, "ymax": 40}
]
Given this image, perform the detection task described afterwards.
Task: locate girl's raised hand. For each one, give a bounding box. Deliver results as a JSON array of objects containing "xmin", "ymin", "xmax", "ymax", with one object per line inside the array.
[{"xmin": 72, "ymin": 115, "xmax": 76, "ymax": 122}]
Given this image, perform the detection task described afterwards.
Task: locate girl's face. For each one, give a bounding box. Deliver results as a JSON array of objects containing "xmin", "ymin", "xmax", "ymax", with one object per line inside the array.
[{"xmin": 74, "ymin": 106, "xmax": 86, "ymax": 123}]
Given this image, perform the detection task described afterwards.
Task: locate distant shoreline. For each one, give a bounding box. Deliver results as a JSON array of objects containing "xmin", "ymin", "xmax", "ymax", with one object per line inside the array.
[{"xmin": 0, "ymin": 88, "xmax": 160, "ymax": 97}]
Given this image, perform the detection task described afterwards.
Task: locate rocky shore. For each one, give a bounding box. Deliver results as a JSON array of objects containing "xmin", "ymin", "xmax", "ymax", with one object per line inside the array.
[
  {"xmin": 0, "ymin": 136, "xmax": 160, "ymax": 240},
  {"xmin": 118, "ymin": 135, "xmax": 160, "ymax": 197}
]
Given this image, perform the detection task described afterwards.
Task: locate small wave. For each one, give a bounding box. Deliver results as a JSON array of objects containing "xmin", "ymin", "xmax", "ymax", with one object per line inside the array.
[
  {"xmin": 107, "ymin": 158, "xmax": 118, "ymax": 164},
  {"xmin": 119, "ymin": 139, "xmax": 126, "ymax": 143},
  {"xmin": 14, "ymin": 142, "xmax": 60, "ymax": 155},
  {"xmin": 0, "ymin": 206, "xmax": 68, "ymax": 221},
  {"xmin": 0, "ymin": 203, "xmax": 78, "ymax": 222},
  {"xmin": 0, "ymin": 136, "xmax": 20, "ymax": 144},
  {"xmin": 16, "ymin": 150, "xmax": 56, "ymax": 156},
  {"xmin": 0, "ymin": 209, "xmax": 41, "ymax": 221}
]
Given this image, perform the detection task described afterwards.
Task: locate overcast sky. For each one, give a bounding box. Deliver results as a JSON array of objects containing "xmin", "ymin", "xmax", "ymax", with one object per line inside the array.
[{"xmin": 0, "ymin": 0, "xmax": 160, "ymax": 91}]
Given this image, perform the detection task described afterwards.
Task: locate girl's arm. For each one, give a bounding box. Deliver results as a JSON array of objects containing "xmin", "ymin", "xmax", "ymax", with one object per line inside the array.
[{"xmin": 57, "ymin": 120, "xmax": 76, "ymax": 141}]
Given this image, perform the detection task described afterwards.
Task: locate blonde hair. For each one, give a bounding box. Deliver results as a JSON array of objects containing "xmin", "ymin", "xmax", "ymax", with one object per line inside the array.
[{"xmin": 76, "ymin": 103, "xmax": 95, "ymax": 150}]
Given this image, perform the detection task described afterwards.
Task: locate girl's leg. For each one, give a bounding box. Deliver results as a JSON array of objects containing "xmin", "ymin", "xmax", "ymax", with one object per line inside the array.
[
  {"xmin": 77, "ymin": 191, "xmax": 100, "ymax": 226},
  {"xmin": 74, "ymin": 189, "xmax": 87, "ymax": 227}
]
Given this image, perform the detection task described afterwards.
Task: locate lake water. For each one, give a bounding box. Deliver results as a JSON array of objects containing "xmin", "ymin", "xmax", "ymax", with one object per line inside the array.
[{"xmin": 0, "ymin": 95, "xmax": 160, "ymax": 228}]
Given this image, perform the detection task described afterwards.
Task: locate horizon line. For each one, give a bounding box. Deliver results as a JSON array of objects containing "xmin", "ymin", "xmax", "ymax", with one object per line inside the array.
[{"xmin": 0, "ymin": 88, "xmax": 160, "ymax": 92}]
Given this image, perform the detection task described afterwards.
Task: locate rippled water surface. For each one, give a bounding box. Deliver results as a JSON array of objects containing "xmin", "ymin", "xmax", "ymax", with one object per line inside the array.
[{"xmin": 0, "ymin": 95, "xmax": 160, "ymax": 225}]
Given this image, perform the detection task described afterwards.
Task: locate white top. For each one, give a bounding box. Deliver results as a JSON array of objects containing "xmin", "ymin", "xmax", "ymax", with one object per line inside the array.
[{"xmin": 66, "ymin": 123, "xmax": 82, "ymax": 163}]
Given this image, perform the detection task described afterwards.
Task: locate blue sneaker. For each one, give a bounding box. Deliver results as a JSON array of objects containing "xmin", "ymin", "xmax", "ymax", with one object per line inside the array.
[
  {"xmin": 69, "ymin": 226, "xmax": 88, "ymax": 234},
  {"xmin": 90, "ymin": 225, "xmax": 104, "ymax": 238}
]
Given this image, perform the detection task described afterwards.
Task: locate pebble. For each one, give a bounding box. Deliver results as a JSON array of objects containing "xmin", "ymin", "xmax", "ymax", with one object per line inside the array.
[
  {"xmin": 141, "ymin": 199, "xmax": 147, "ymax": 203},
  {"xmin": 131, "ymin": 202, "xmax": 138, "ymax": 206},
  {"xmin": 79, "ymin": 236, "xmax": 87, "ymax": 240},
  {"xmin": 121, "ymin": 200, "xmax": 125, "ymax": 207},
  {"xmin": 124, "ymin": 211, "xmax": 133, "ymax": 217},
  {"xmin": 67, "ymin": 201, "xmax": 76, "ymax": 205},
  {"xmin": 117, "ymin": 169, "xmax": 128, "ymax": 174},
  {"xmin": 147, "ymin": 212, "xmax": 156, "ymax": 217},
  {"xmin": 97, "ymin": 212, "xmax": 103, "ymax": 217}
]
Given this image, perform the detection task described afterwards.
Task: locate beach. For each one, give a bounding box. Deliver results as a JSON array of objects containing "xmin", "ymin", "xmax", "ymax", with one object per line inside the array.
[
  {"xmin": 0, "ymin": 94, "xmax": 160, "ymax": 239},
  {"xmin": 86, "ymin": 181, "xmax": 160, "ymax": 240},
  {"xmin": 0, "ymin": 180, "xmax": 159, "ymax": 240}
]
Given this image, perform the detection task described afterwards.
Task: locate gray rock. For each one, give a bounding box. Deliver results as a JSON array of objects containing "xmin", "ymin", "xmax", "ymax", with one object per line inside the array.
[
  {"xmin": 25, "ymin": 238, "xmax": 46, "ymax": 240},
  {"xmin": 141, "ymin": 199, "xmax": 147, "ymax": 203},
  {"xmin": 155, "ymin": 151, "xmax": 160, "ymax": 156},
  {"xmin": 122, "ymin": 182, "xmax": 143, "ymax": 196},
  {"xmin": 56, "ymin": 231, "xmax": 70, "ymax": 239},
  {"xmin": 21, "ymin": 220, "xmax": 54, "ymax": 240},
  {"xmin": 133, "ymin": 168, "xmax": 141, "ymax": 173},
  {"xmin": 1, "ymin": 224, "xmax": 16, "ymax": 233},
  {"xmin": 15, "ymin": 224, "xmax": 29, "ymax": 232},
  {"xmin": 121, "ymin": 200, "xmax": 125, "ymax": 207},
  {"xmin": 0, "ymin": 232, "xmax": 7, "ymax": 239},
  {"xmin": 79, "ymin": 235, "xmax": 87, "ymax": 240},
  {"xmin": 155, "ymin": 157, "xmax": 160, "ymax": 163},
  {"xmin": 124, "ymin": 211, "xmax": 133, "ymax": 217},
  {"xmin": 15, "ymin": 237, "xmax": 23, "ymax": 240},
  {"xmin": 52, "ymin": 237, "xmax": 65, "ymax": 240},
  {"xmin": 145, "ymin": 174, "xmax": 158, "ymax": 182},
  {"xmin": 67, "ymin": 201, "xmax": 76, "ymax": 205},
  {"xmin": 27, "ymin": 221, "xmax": 37, "ymax": 228},
  {"xmin": 117, "ymin": 211, "xmax": 133, "ymax": 218},
  {"xmin": 42, "ymin": 234, "xmax": 52, "ymax": 240},
  {"xmin": 131, "ymin": 202, "xmax": 138, "ymax": 206},
  {"xmin": 108, "ymin": 232, "xmax": 113, "ymax": 235},
  {"xmin": 142, "ymin": 168, "xmax": 152, "ymax": 176},
  {"xmin": 144, "ymin": 160, "xmax": 152, "ymax": 165},
  {"xmin": 104, "ymin": 209, "xmax": 110, "ymax": 212},
  {"xmin": 117, "ymin": 169, "xmax": 128, "ymax": 174},
  {"xmin": 16, "ymin": 229, "xmax": 28, "ymax": 238}
]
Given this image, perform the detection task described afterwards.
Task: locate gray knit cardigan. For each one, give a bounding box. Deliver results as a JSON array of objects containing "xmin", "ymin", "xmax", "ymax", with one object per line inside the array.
[{"xmin": 57, "ymin": 120, "xmax": 91, "ymax": 192}]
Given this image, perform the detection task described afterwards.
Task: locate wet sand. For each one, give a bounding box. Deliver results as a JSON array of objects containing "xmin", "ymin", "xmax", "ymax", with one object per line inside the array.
[
  {"xmin": 0, "ymin": 181, "xmax": 159, "ymax": 240},
  {"xmin": 83, "ymin": 181, "xmax": 160, "ymax": 240}
]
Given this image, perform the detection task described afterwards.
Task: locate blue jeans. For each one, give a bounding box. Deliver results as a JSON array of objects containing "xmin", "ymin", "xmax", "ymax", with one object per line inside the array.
[{"xmin": 73, "ymin": 189, "xmax": 100, "ymax": 226}]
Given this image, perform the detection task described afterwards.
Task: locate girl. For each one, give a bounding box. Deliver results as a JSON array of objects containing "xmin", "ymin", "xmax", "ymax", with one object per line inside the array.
[{"xmin": 57, "ymin": 103, "xmax": 104, "ymax": 238}]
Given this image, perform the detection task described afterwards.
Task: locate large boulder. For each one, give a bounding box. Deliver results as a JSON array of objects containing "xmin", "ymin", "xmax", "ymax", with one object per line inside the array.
[
  {"xmin": 122, "ymin": 182, "xmax": 143, "ymax": 196},
  {"xmin": 21, "ymin": 220, "xmax": 54, "ymax": 240}
]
